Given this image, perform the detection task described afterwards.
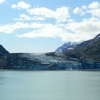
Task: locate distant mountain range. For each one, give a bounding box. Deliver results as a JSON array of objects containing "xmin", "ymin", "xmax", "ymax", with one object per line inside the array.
[
  {"xmin": 55, "ymin": 33, "xmax": 100, "ymax": 61},
  {"xmin": 0, "ymin": 34, "xmax": 100, "ymax": 70}
]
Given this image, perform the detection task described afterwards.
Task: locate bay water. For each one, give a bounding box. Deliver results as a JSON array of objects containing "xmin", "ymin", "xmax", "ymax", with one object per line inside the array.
[{"xmin": 0, "ymin": 70, "xmax": 100, "ymax": 100}]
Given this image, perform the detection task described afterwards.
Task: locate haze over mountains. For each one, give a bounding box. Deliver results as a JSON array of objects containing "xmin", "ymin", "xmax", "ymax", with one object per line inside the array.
[{"xmin": 0, "ymin": 34, "xmax": 100, "ymax": 70}]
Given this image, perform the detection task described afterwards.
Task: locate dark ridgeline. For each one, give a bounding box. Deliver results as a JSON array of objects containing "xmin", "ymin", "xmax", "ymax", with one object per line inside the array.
[
  {"xmin": 59, "ymin": 33, "xmax": 100, "ymax": 61},
  {"xmin": 0, "ymin": 34, "xmax": 100, "ymax": 70},
  {"xmin": 0, "ymin": 45, "xmax": 9, "ymax": 55}
]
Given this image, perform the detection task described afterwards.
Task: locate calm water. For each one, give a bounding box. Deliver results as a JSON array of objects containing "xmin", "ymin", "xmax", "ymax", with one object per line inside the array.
[{"xmin": 0, "ymin": 70, "xmax": 100, "ymax": 100}]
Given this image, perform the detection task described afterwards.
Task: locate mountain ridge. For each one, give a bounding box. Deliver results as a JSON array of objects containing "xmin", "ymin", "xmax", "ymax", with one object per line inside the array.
[
  {"xmin": 0, "ymin": 33, "xmax": 100, "ymax": 70},
  {"xmin": 59, "ymin": 33, "xmax": 100, "ymax": 61},
  {"xmin": 0, "ymin": 45, "xmax": 9, "ymax": 55}
]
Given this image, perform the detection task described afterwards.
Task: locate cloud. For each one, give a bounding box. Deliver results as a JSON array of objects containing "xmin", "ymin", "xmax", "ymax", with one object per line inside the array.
[
  {"xmin": 1, "ymin": 17, "xmax": 100, "ymax": 42},
  {"xmin": 87, "ymin": 2, "xmax": 100, "ymax": 18},
  {"xmin": 1, "ymin": 1, "xmax": 100, "ymax": 42},
  {"xmin": 0, "ymin": 0, "xmax": 6, "ymax": 3},
  {"xmin": 65, "ymin": 17, "xmax": 100, "ymax": 41},
  {"xmin": 73, "ymin": 7, "xmax": 85, "ymax": 16},
  {"xmin": 73, "ymin": 7, "xmax": 81, "ymax": 14},
  {"xmin": 13, "ymin": 14, "xmax": 45, "ymax": 21},
  {"xmin": 82, "ymin": 5, "xmax": 87, "ymax": 10},
  {"xmin": 0, "ymin": 22, "xmax": 30, "ymax": 33},
  {"xmin": 27, "ymin": 7, "xmax": 54, "ymax": 17},
  {"xmin": 88, "ymin": 1, "xmax": 100, "ymax": 9},
  {"xmin": 12, "ymin": 1, "xmax": 31, "ymax": 9},
  {"xmin": 27, "ymin": 6, "xmax": 70, "ymax": 22},
  {"xmin": 17, "ymin": 17, "xmax": 100, "ymax": 42},
  {"xmin": 87, "ymin": 9, "xmax": 100, "ymax": 18},
  {"xmin": 73, "ymin": 1, "xmax": 100, "ymax": 18},
  {"xmin": 17, "ymin": 24, "xmax": 64, "ymax": 38},
  {"xmin": 12, "ymin": 4, "xmax": 17, "ymax": 9},
  {"xmin": 0, "ymin": 22, "xmax": 44, "ymax": 33},
  {"xmin": 55, "ymin": 7, "xmax": 70, "ymax": 22}
]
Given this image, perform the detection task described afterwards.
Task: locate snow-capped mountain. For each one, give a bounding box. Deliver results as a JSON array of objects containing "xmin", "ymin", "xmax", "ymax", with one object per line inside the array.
[
  {"xmin": 0, "ymin": 34, "xmax": 100, "ymax": 70},
  {"xmin": 55, "ymin": 42, "xmax": 78, "ymax": 55},
  {"xmin": 94, "ymin": 33, "xmax": 100, "ymax": 39}
]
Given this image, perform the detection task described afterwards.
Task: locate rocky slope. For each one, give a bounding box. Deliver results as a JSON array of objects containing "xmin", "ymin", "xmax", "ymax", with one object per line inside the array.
[
  {"xmin": 0, "ymin": 45, "xmax": 9, "ymax": 55},
  {"xmin": 0, "ymin": 34, "xmax": 100, "ymax": 70},
  {"xmin": 55, "ymin": 42, "xmax": 77, "ymax": 56},
  {"xmin": 61, "ymin": 34, "xmax": 100, "ymax": 61}
]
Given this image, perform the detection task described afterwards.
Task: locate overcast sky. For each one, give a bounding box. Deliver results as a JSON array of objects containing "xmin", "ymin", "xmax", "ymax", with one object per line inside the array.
[{"xmin": 0, "ymin": 0, "xmax": 100, "ymax": 53}]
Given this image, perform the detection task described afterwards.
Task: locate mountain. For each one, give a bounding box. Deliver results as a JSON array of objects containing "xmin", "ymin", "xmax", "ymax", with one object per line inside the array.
[
  {"xmin": 62, "ymin": 34, "xmax": 100, "ymax": 61},
  {"xmin": 81, "ymin": 36, "xmax": 100, "ymax": 61},
  {"xmin": 0, "ymin": 45, "xmax": 9, "ymax": 55},
  {"xmin": 55, "ymin": 42, "xmax": 78, "ymax": 55},
  {"xmin": 0, "ymin": 45, "xmax": 9, "ymax": 68},
  {"xmin": 0, "ymin": 34, "xmax": 100, "ymax": 70},
  {"xmin": 94, "ymin": 33, "xmax": 100, "ymax": 39}
]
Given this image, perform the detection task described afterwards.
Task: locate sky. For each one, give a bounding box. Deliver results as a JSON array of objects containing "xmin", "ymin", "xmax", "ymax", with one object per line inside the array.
[{"xmin": 0, "ymin": 0, "xmax": 100, "ymax": 53}]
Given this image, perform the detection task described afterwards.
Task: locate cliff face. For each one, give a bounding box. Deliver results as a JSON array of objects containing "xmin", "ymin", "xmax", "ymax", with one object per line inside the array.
[{"xmin": 0, "ymin": 34, "xmax": 100, "ymax": 70}]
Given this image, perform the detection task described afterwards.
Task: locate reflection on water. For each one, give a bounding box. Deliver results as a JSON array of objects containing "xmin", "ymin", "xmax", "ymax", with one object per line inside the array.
[{"xmin": 0, "ymin": 70, "xmax": 100, "ymax": 100}]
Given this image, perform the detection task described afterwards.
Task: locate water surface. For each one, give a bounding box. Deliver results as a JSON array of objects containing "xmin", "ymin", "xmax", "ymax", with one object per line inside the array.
[{"xmin": 0, "ymin": 70, "xmax": 100, "ymax": 100}]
